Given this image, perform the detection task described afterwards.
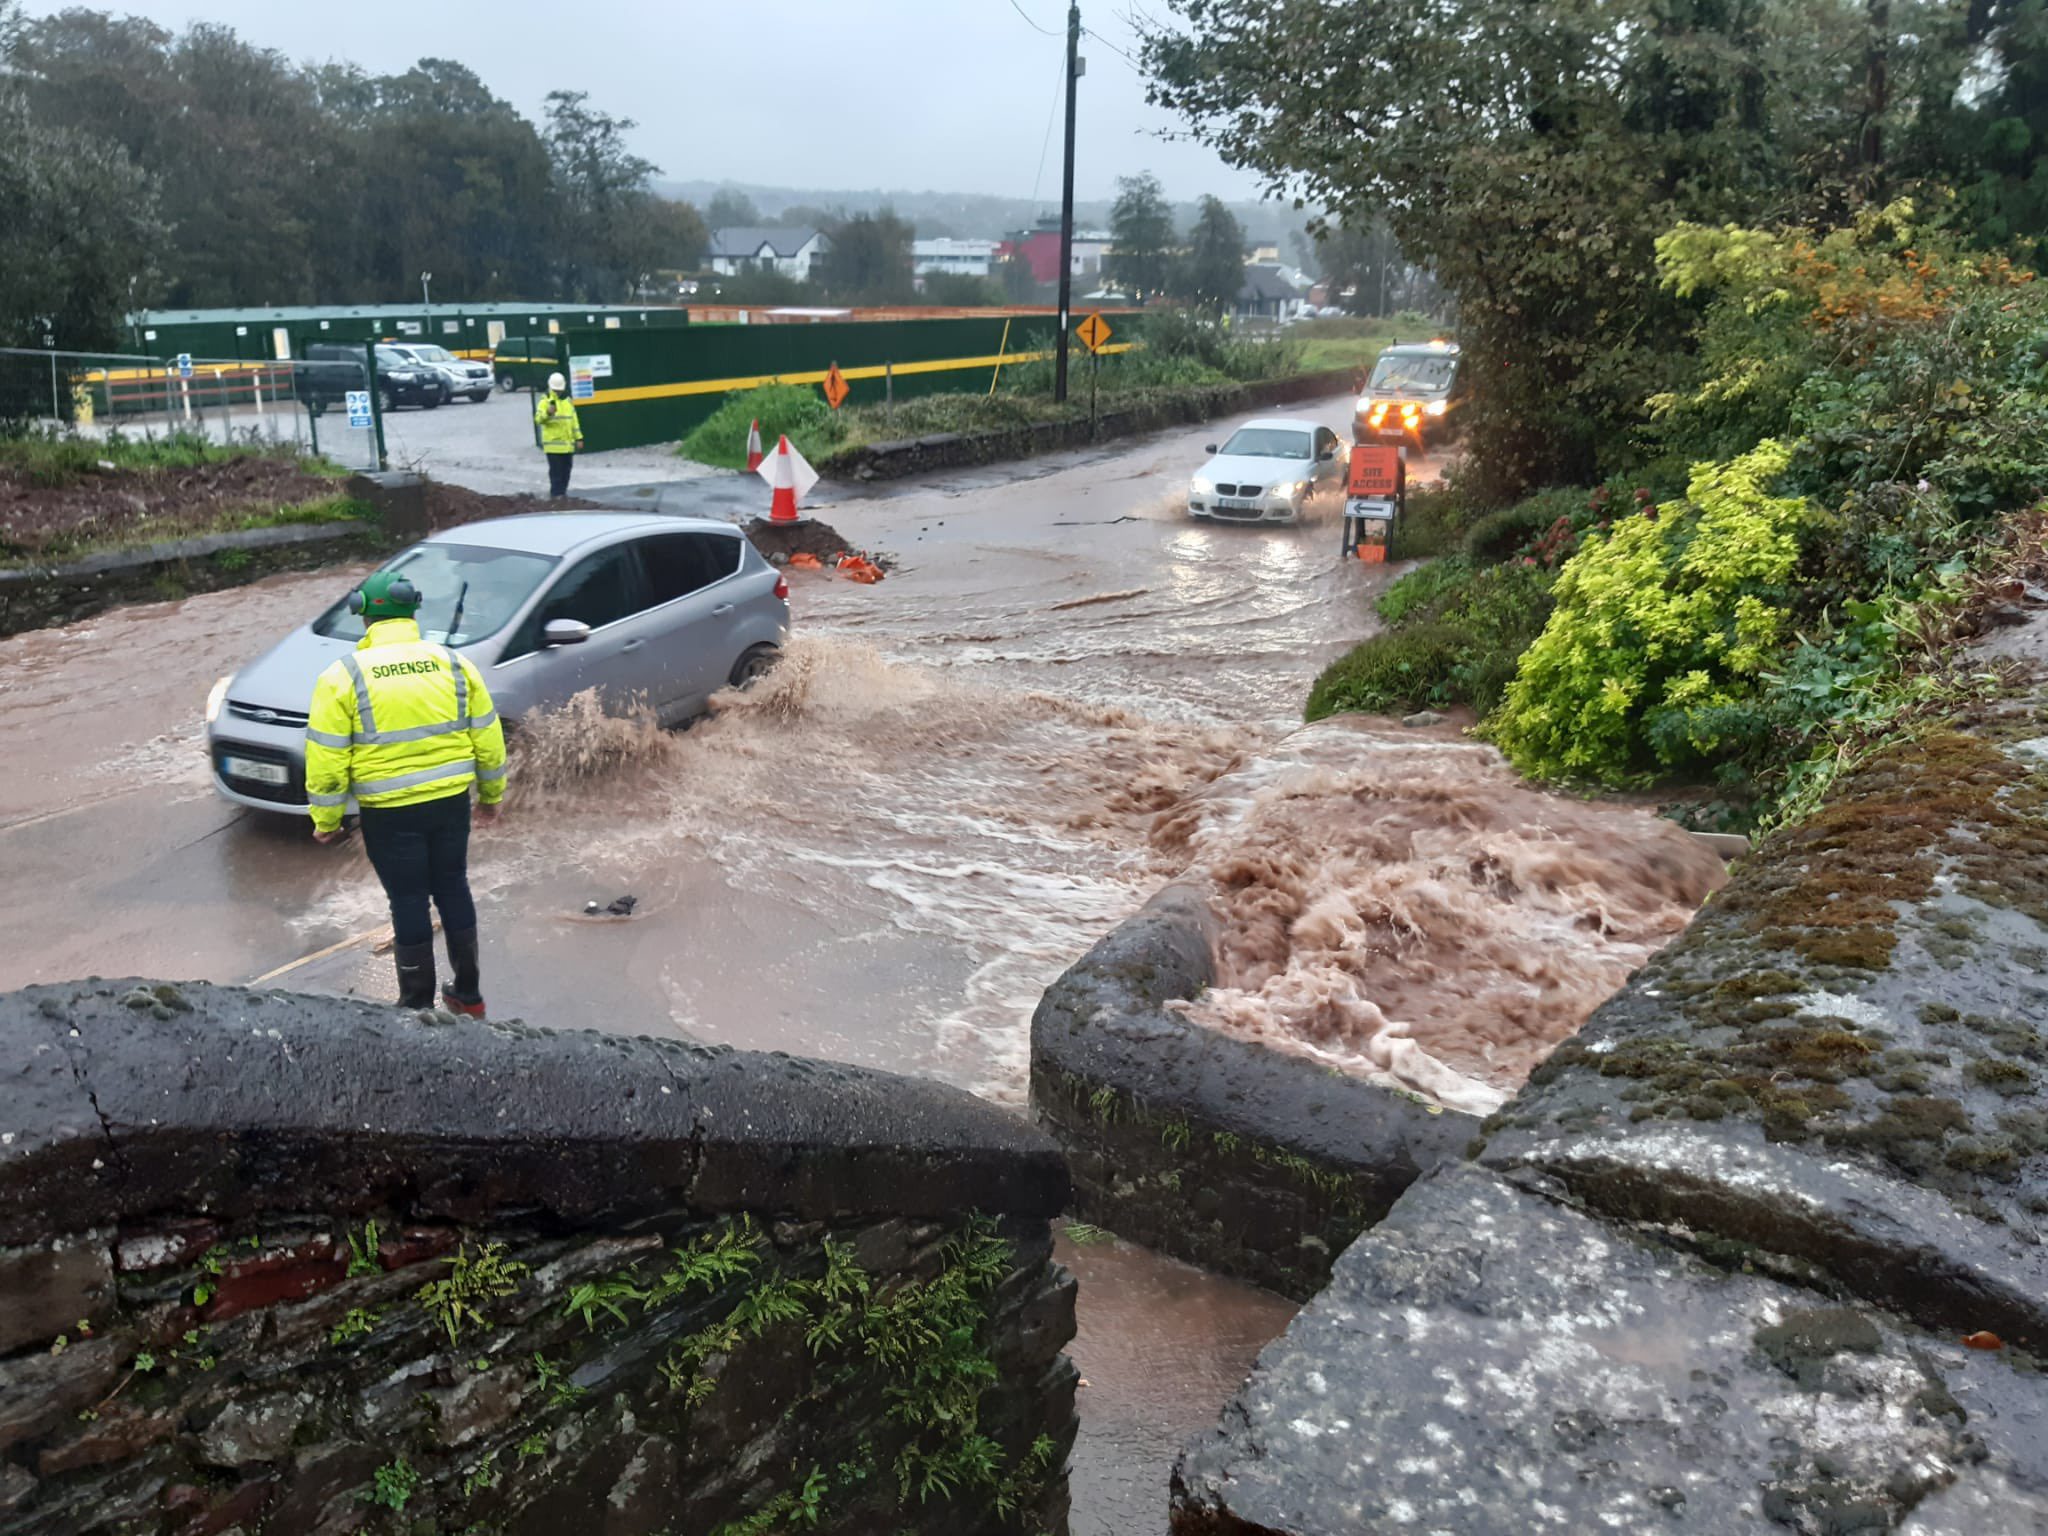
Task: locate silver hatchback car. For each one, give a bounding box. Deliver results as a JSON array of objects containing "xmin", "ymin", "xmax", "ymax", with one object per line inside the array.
[{"xmin": 204, "ymin": 511, "xmax": 790, "ymax": 815}]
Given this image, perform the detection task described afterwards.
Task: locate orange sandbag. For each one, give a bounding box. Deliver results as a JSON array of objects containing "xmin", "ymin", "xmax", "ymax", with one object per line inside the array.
[
  {"xmin": 787, "ymin": 552, "xmax": 823, "ymax": 570},
  {"xmin": 838, "ymin": 555, "xmax": 883, "ymax": 584}
]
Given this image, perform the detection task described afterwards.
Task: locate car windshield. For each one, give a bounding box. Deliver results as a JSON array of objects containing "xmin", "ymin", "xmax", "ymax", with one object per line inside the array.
[
  {"xmin": 411, "ymin": 345, "xmax": 455, "ymax": 362},
  {"xmin": 312, "ymin": 543, "xmax": 559, "ymax": 647},
  {"xmin": 375, "ymin": 347, "xmax": 415, "ymax": 369},
  {"xmin": 1370, "ymin": 354, "xmax": 1457, "ymax": 392},
  {"xmin": 1219, "ymin": 427, "xmax": 1312, "ymax": 460}
]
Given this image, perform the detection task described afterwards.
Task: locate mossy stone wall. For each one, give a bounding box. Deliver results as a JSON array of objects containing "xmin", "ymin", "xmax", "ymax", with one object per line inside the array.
[{"xmin": 0, "ymin": 980, "xmax": 1076, "ymax": 1535}]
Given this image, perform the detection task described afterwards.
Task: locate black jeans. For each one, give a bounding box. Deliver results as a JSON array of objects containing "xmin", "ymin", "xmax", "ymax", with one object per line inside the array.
[
  {"xmin": 358, "ymin": 791, "xmax": 477, "ymax": 947},
  {"xmin": 547, "ymin": 451, "xmax": 573, "ymax": 497}
]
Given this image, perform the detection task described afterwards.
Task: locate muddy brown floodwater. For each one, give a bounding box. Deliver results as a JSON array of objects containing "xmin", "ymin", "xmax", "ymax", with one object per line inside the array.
[{"xmin": 0, "ymin": 406, "xmax": 1697, "ymax": 1530}]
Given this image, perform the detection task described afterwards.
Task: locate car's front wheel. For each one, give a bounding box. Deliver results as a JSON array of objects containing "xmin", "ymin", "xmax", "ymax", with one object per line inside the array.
[{"xmin": 729, "ymin": 645, "xmax": 780, "ymax": 690}]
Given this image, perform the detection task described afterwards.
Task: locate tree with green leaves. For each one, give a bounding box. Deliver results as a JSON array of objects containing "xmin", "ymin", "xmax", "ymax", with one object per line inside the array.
[
  {"xmin": 0, "ymin": 87, "xmax": 159, "ymax": 354},
  {"xmin": 814, "ymin": 210, "xmax": 916, "ymax": 304},
  {"xmin": 543, "ymin": 90, "xmax": 662, "ymax": 301},
  {"xmin": 1107, "ymin": 172, "xmax": 1176, "ymax": 302},
  {"xmin": 1139, "ymin": 0, "xmax": 1880, "ymax": 499},
  {"xmin": 1177, "ymin": 195, "xmax": 1247, "ymax": 312},
  {"xmin": 706, "ymin": 188, "xmax": 760, "ymax": 229}
]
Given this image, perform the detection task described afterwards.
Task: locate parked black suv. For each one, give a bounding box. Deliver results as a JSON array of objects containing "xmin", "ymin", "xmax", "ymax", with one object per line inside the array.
[{"xmin": 294, "ymin": 343, "xmax": 448, "ymax": 414}]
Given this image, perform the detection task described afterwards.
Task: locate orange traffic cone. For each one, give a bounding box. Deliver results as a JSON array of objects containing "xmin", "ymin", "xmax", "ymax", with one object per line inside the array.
[
  {"xmin": 756, "ymin": 434, "xmax": 819, "ymax": 525},
  {"xmin": 745, "ymin": 418, "xmax": 764, "ymax": 473}
]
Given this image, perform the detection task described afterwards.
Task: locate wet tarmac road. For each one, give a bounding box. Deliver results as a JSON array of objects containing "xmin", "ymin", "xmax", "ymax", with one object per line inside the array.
[{"xmin": 0, "ymin": 395, "xmax": 1411, "ymax": 1530}]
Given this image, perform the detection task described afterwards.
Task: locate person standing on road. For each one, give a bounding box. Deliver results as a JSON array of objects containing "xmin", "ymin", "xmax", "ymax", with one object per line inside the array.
[
  {"xmin": 304, "ymin": 571, "xmax": 508, "ymax": 1017},
  {"xmin": 535, "ymin": 370, "xmax": 583, "ymax": 498}
]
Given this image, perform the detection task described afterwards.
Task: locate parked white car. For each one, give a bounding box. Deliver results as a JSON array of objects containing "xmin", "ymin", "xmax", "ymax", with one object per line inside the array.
[
  {"xmin": 389, "ymin": 343, "xmax": 494, "ymax": 404},
  {"xmin": 1187, "ymin": 418, "xmax": 1347, "ymax": 523}
]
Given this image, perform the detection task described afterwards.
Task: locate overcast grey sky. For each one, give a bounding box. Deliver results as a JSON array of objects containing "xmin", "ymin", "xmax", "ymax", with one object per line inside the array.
[{"xmin": 20, "ymin": 0, "xmax": 1269, "ymax": 204}]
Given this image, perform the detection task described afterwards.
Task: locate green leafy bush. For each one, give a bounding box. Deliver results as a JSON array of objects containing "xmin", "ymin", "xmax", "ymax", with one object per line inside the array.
[
  {"xmin": 1376, "ymin": 556, "xmax": 1473, "ymax": 623},
  {"xmin": 679, "ymin": 382, "xmax": 846, "ymax": 469},
  {"xmin": 1489, "ymin": 440, "xmax": 1810, "ymax": 784},
  {"xmin": 1388, "ymin": 483, "xmax": 1475, "ymax": 560},
  {"xmin": 1462, "ymin": 488, "xmax": 1587, "ymax": 564},
  {"xmin": 1306, "ymin": 621, "xmax": 1470, "ymax": 718},
  {"xmin": 1311, "ymin": 558, "xmax": 1555, "ymax": 719}
]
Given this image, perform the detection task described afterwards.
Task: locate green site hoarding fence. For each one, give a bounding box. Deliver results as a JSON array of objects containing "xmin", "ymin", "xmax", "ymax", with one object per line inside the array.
[
  {"xmin": 128, "ymin": 304, "xmax": 688, "ymax": 366},
  {"xmin": 559, "ymin": 315, "xmax": 1143, "ymax": 453}
]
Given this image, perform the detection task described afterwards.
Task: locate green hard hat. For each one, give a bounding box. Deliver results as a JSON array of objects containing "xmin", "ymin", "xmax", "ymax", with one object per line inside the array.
[{"xmin": 350, "ymin": 570, "xmax": 422, "ymax": 619}]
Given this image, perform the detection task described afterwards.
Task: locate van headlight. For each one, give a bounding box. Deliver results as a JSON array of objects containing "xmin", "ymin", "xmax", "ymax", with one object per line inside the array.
[
  {"xmin": 1425, "ymin": 399, "xmax": 1448, "ymax": 416},
  {"xmin": 205, "ymin": 675, "xmax": 231, "ymax": 723}
]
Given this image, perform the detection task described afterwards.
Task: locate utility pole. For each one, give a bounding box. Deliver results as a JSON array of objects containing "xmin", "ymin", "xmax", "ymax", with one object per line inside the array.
[{"xmin": 1054, "ymin": 3, "xmax": 1081, "ymax": 404}]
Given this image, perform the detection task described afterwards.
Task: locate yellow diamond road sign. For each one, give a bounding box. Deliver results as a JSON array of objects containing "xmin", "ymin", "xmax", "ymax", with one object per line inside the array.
[{"xmin": 1076, "ymin": 312, "xmax": 1112, "ymax": 353}]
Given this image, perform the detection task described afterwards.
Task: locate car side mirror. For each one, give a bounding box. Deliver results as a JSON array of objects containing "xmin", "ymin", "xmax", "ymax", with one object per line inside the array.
[
  {"xmin": 542, "ymin": 618, "xmax": 590, "ymax": 647},
  {"xmin": 1320, "ymin": 446, "xmax": 1337, "ymax": 461},
  {"xmin": 1204, "ymin": 444, "xmax": 1218, "ymax": 454}
]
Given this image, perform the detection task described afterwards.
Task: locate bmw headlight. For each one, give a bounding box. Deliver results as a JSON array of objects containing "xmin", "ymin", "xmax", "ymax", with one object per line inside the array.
[
  {"xmin": 1425, "ymin": 399, "xmax": 1448, "ymax": 416},
  {"xmin": 206, "ymin": 675, "xmax": 231, "ymax": 724},
  {"xmin": 1191, "ymin": 476, "xmax": 1215, "ymax": 496},
  {"xmin": 1288, "ymin": 481, "xmax": 1309, "ymax": 498}
]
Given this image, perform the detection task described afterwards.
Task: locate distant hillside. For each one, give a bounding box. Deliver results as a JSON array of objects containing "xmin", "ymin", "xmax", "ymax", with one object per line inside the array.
[{"xmin": 654, "ymin": 179, "xmax": 1305, "ymax": 247}]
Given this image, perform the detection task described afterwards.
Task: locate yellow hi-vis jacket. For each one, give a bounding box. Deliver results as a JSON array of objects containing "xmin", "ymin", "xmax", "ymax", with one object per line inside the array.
[
  {"xmin": 535, "ymin": 391, "xmax": 580, "ymax": 452},
  {"xmin": 304, "ymin": 618, "xmax": 507, "ymax": 834}
]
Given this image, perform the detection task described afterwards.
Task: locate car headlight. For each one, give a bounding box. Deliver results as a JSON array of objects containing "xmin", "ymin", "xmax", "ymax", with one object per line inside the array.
[
  {"xmin": 1286, "ymin": 481, "xmax": 1308, "ymax": 498},
  {"xmin": 1356, "ymin": 396, "xmax": 1374, "ymax": 412},
  {"xmin": 206, "ymin": 675, "xmax": 231, "ymax": 724},
  {"xmin": 1425, "ymin": 399, "xmax": 1448, "ymax": 416},
  {"xmin": 1191, "ymin": 476, "xmax": 1214, "ymax": 496}
]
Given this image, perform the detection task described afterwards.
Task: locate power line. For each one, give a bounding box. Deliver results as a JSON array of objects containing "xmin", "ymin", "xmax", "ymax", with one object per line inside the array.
[
  {"xmin": 1007, "ymin": 0, "xmax": 1062, "ymax": 36},
  {"xmin": 1083, "ymin": 23, "xmax": 1144, "ymax": 73},
  {"xmin": 1029, "ymin": 39, "xmax": 1067, "ymax": 210}
]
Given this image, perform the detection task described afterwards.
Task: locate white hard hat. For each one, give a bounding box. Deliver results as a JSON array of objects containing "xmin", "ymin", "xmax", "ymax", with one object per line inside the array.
[{"xmin": 548, "ymin": 371, "xmax": 567, "ymax": 392}]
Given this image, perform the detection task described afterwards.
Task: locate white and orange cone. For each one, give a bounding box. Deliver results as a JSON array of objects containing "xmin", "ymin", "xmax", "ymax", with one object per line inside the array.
[
  {"xmin": 744, "ymin": 418, "xmax": 764, "ymax": 473},
  {"xmin": 755, "ymin": 434, "xmax": 819, "ymax": 524}
]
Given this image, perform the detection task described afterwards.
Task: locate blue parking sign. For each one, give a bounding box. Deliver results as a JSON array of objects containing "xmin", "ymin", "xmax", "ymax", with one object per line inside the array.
[
  {"xmin": 345, "ymin": 390, "xmax": 373, "ymax": 429},
  {"xmin": 176, "ymin": 353, "xmax": 193, "ymax": 379}
]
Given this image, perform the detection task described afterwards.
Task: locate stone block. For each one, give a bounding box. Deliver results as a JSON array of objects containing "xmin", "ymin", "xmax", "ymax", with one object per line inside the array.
[
  {"xmin": 0, "ymin": 1232, "xmax": 113, "ymax": 1355},
  {"xmin": 1032, "ymin": 883, "xmax": 1469, "ymax": 1297},
  {"xmin": 204, "ymin": 1239, "xmax": 348, "ymax": 1323},
  {"xmin": 194, "ymin": 1393, "xmax": 310, "ymax": 1468},
  {"xmin": 38, "ymin": 1403, "xmax": 177, "ymax": 1477},
  {"xmin": 1172, "ymin": 1163, "xmax": 2048, "ymax": 1535}
]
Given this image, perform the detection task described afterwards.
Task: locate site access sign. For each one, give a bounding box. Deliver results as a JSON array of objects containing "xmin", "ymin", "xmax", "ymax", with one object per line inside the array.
[
  {"xmin": 176, "ymin": 354, "xmax": 193, "ymax": 380},
  {"xmin": 1347, "ymin": 442, "xmax": 1402, "ymax": 499},
  {"xmin": 822, "ymin": 363, "xmax": 849, "ymax": 411},
  {"xmin": 344, "ymin": 390, "xmax": 373, "ymax": 429}
]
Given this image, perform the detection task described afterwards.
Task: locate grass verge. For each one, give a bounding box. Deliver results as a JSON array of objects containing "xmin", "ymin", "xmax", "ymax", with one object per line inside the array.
[
  {"xmin": 0, "ymin": 429, "xmax": 343, "ymax": 488},
  {"xmin": 2, "ymin": 493, "xmax": 374, "ymax": 570}
]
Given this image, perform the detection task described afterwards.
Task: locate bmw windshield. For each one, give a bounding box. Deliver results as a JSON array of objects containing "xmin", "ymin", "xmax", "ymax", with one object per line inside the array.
[
  {"xmin": 312, "ymin": 543, "xmax": 558, "ymax": 647},
  {"xmin": 1219, "ymin": 427, "xmax": 1312, "ymax": 459}
]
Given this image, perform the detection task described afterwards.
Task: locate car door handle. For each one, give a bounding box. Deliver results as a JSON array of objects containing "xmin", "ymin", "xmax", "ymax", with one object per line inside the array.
[
  {"xmin": 621, "ymin": 638, "xmax": 645, "ymax": 652},
  {"xmin": 712, "ymin": 603, "xmax": 734, "ymax": 616}
]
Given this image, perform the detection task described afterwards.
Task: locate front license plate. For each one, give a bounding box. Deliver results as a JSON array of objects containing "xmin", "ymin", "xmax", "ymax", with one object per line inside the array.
[
  {"xmin": 223, "ymin": 756, "xmax": 288, "ymax": 785},
  {"xmin": 1218, "ymin": 497, "xmax": 1256, "ymax": 510}
]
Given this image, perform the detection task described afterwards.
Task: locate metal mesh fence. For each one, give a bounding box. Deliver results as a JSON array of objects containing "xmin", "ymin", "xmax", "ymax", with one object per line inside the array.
[{"xmin": 0, "ymin": 347, "xmax": 385, "ymax": 473}]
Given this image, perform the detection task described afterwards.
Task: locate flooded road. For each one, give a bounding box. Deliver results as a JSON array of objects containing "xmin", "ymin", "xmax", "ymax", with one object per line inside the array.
[{"xmin": 0, "ymin": 397, "xmax": 1393, "ymax": 1528}]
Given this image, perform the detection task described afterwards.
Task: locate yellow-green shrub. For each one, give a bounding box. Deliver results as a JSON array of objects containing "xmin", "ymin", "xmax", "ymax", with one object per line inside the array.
[{"xmin": 1487, "ymin": 441, "xmax": 1808, "ymax": 784}]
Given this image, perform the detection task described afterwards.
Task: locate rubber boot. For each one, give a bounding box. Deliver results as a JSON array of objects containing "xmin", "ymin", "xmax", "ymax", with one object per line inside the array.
[
  {"xmin": 394, "ymin": 941, "xmax": 437, "ymax": 1011},
  {"xmin": 442, "ymin": 927, "xmax": 486, "ymax": 1018}
]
